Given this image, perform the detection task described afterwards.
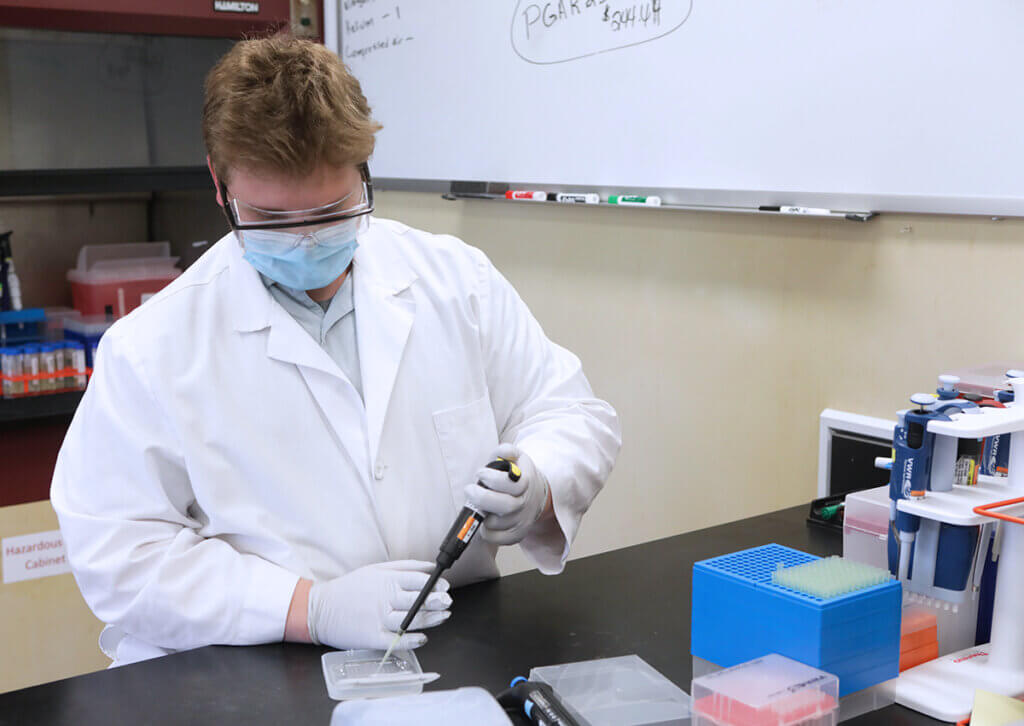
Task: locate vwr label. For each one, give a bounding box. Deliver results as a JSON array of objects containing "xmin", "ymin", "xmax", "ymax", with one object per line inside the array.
[{"xmin": 2, "ymin": 530, "xmax": 71, "ymax": 584}]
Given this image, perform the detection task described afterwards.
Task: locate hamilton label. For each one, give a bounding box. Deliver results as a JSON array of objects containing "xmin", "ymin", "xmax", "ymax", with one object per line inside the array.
[{"xmin": 213, "ymin": 1, "xmax": 260, "ymax": 13}]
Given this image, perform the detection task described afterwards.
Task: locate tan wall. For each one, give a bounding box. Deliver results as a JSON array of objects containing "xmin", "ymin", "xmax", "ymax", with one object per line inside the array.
[
  {"xmin": 0, "ymin": 197, "xmax": 149, "ymax": 306},
  {"xmin": 369, "ymin": 192, "xmax": 1024, "ymax": 574},
  {"xmin": 0, "ymin": 500, "xmax": 108, "ymax": 693}
]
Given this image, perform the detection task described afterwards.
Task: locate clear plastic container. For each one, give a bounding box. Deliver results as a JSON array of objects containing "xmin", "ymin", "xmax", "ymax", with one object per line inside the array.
[
  {"xmin": 63, "ymin": 316, "xmax": 116, "ymax": 338},
  {"xmin": 21, "ymin": 344, "xmax": 40, "ymax": 395},
  {"xmin": 330, "ymin": 687, "xmax": 513, "ymax": 725},
  {"xmin": 67, "ymin": 242, "xmax": 180, "ymax": 318},
  {"xmin": 42, "ymin": 306, "xmax": 81, "ymax": 342},
  {"xmin": 51, "ymin": 342, "xmax": 68, "ymax": 392},
  {"xmin": 841, "ymin": 486, "xmax": 982, "ymax": 659},
  {"xmin": 903, "ymin": 591, "xmax": 980, "ymax": 658},
  {"xmin": 900, "ymin": 606, "xmax": 938, "ymax": 672},
  {"xmin": 66, "ymin": 342, "xmax": 87, "ymax": 390},
  {"xmin": 38, "ymin": 343, "xmax": 58, "ymax": 394},
  {"xmin": 321, "ymin": 649, "xmax": 438, "ymax": 701},
  {"xmin": 691, "ymin": 654, "xmax": 839, "ymax": 726},
  {"xmin": 74, "ymin": 241, "xmax": 172, "ymax": 270},
  {"xmin": 529, "ymin": 654, "xmax": 691, "ymax": 726},
  {"xmin": 842, "ymin": 486, "xmax": 890, "ymax": 570},
  {"xmin": 692, "ymin": 656, "xmax": 892, "ymax": 723},
  {"xmin": 944, "ymin": 363, "xmax": 1024, "ymax": 399},
  {"xmin": 0, "ymin": 346, "xmax": 24, "ymax": 398}
]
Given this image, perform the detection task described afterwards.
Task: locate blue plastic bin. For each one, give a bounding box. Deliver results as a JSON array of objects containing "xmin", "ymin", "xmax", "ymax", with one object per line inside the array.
[
  {"xmin": 0, "ymin": 308, "xmax": 45, "ymax": 346},
  {"xmin": 691, "ymin": 544, "xmax": 901, "ymax": 697}
]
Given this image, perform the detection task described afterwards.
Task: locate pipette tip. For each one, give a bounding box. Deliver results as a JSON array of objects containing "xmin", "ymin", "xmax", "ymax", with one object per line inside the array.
[{"xmin": 376, "ymin": 631, "xmax": 404, "ymax": 674}]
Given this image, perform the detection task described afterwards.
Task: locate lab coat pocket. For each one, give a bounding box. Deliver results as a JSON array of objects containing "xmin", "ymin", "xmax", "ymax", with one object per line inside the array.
[{"xmin": 432, "ymin": 395, "xmax": 500, "ymax": 506}]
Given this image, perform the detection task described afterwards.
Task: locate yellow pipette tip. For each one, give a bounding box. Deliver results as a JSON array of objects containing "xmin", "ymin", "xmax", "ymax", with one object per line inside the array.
[{"xmin": 376, "ymin": 631, "xmax": 404, "ymax": 674}]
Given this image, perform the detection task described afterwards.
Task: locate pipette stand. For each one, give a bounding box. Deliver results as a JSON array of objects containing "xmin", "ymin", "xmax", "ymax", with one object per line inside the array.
[{"xmin": 890, "ymin": 376, "xmax": 1024, "ymax": 722}]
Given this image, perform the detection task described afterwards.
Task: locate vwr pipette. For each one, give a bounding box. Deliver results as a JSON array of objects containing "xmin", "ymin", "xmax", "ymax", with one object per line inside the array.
[{"xmin": 377, "ymin": 457, "xmax": 522, "ymax": 669}]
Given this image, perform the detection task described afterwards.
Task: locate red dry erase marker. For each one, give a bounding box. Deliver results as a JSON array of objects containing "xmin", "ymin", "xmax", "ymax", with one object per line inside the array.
[{"xmin": 505, "ymin": 190, "xmax": 547, "ymax": 201}]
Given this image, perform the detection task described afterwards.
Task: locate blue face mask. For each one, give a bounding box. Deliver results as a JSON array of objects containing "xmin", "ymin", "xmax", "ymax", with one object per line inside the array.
[{"xmin": 239, "ymin": 218, "xmax": 361, "ymax": 291}]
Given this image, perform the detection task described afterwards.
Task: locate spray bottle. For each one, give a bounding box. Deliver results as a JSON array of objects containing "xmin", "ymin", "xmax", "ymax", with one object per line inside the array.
[
  {"xmin": 0, "ymin": 229, "xmax": 21, "ymax": 313},
  {"xmin": 0, "ymin": 229, "xmax": 10, "ymax": 312}
]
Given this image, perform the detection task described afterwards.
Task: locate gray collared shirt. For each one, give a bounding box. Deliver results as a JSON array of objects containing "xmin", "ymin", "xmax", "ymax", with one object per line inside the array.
[{"xmin": 260, "ymin": 271, "xmax": 364, "ymax": 402}]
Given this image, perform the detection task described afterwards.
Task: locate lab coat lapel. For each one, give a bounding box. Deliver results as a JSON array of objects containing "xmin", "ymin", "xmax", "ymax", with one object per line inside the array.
[
  {"xmin": 264, "ymin": 302, "xmax": 342, "ymax": 379},
  {"xmin": 353, "ymin": 229, "xmax": 417, "ymax": 474},
  {"xmin": 265, "ymin": 300, "xmax": 371, "ymax": 477},
  {"xmin": 226, "ymin": 235, "xmax": 369, "ymax": 474}
]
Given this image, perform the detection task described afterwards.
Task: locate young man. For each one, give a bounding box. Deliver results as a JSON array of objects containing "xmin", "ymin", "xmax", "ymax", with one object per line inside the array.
[{"xmin": 51, "ymin": 36, "xmax": 620, "ymax": 666}]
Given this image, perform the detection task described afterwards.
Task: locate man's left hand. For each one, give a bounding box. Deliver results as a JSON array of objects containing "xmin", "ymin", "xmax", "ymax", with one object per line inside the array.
[{"xmin": 464, "ymin": 443, "xmax": 551, "ymax": 546}]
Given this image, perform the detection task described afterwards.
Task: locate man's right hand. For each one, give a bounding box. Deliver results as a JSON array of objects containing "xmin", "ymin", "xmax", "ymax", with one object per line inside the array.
[{"xmin": 305, "ymin": 560, "xmax": 452, "ymax": 651}]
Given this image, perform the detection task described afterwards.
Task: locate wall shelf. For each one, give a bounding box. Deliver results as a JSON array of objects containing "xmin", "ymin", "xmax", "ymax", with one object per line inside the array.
[
  {"xmin": 0, "ymin": 167, "xmax": 212, "ymax": 198},
  {"xmin": 0, "ymin": 392, "xmax": 84, "ymax": 425}
]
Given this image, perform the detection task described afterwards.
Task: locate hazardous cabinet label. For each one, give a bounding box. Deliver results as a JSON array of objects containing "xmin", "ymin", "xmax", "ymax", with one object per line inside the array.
[
  {"xmin": 213, "ymin": 1, "xmax": 260, "ymax": 13},
  {"xmin": 2, "ymin": 530, "xmax": 71, "ymax": 584}
]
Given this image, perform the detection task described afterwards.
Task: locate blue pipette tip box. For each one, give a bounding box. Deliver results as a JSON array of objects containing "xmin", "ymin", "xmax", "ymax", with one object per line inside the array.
[{"xmin": 691, "ymin": 544, "xmax": 901, "ymax": 697}]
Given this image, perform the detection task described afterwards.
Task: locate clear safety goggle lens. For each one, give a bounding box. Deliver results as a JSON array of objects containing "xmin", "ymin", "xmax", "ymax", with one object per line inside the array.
[
  {"xmin": 237, "ymin": 213, "xmax": 369, "ymax": 252},
  {"xmin": 229, "ymin": 181, "xmax": 372, "ymax": 231}
]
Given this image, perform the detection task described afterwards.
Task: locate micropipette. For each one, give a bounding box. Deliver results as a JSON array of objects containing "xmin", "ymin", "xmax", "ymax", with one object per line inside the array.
[{"xmin": 377, "ymin": 457, "xmax": 521, "ymax": 670}]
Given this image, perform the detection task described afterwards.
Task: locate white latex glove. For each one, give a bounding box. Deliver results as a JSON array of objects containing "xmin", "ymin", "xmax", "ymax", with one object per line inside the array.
[
  {"xmin": 464, "ymin": 443, "xmax": 550, "ymax": 546},
  {"xmin": 307, "ymin": 560, "xmax": 451, "ymax": 651}
]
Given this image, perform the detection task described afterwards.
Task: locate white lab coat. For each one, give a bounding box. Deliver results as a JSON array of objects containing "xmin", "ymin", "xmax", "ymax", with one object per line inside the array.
[{"xmin": 51, "ymin": 217, "xmax": 621, "ymax": 666}]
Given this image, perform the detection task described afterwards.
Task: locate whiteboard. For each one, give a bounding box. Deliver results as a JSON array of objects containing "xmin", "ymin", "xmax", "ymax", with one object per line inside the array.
[{"xmin": 326, "ymin": 1, "xmax": 1024, "ymax": 216}]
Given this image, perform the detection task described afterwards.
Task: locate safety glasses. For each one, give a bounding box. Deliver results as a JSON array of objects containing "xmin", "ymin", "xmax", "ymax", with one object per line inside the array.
[{"xmin": 220, "ymin": 162, "xmax": 374, "ymax": 233}]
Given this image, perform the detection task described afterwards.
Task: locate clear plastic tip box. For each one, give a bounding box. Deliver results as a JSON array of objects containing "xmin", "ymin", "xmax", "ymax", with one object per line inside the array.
[
  {"xmin": 530, "ymin": 655, "xmax": 691, "ymax": 725},
  {"xmin": 691, "ymin": 545, "xmax": 901, "ymax": 697},
  {"xmin": 691, "ymin": 654, "xmax": 839, "ymax": 726}
]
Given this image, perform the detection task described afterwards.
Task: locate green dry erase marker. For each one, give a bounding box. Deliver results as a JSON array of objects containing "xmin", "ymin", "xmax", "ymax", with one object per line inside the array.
[{"xmin": 608, "ymin": 195, "xmax": 662, "ymax": 206}]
